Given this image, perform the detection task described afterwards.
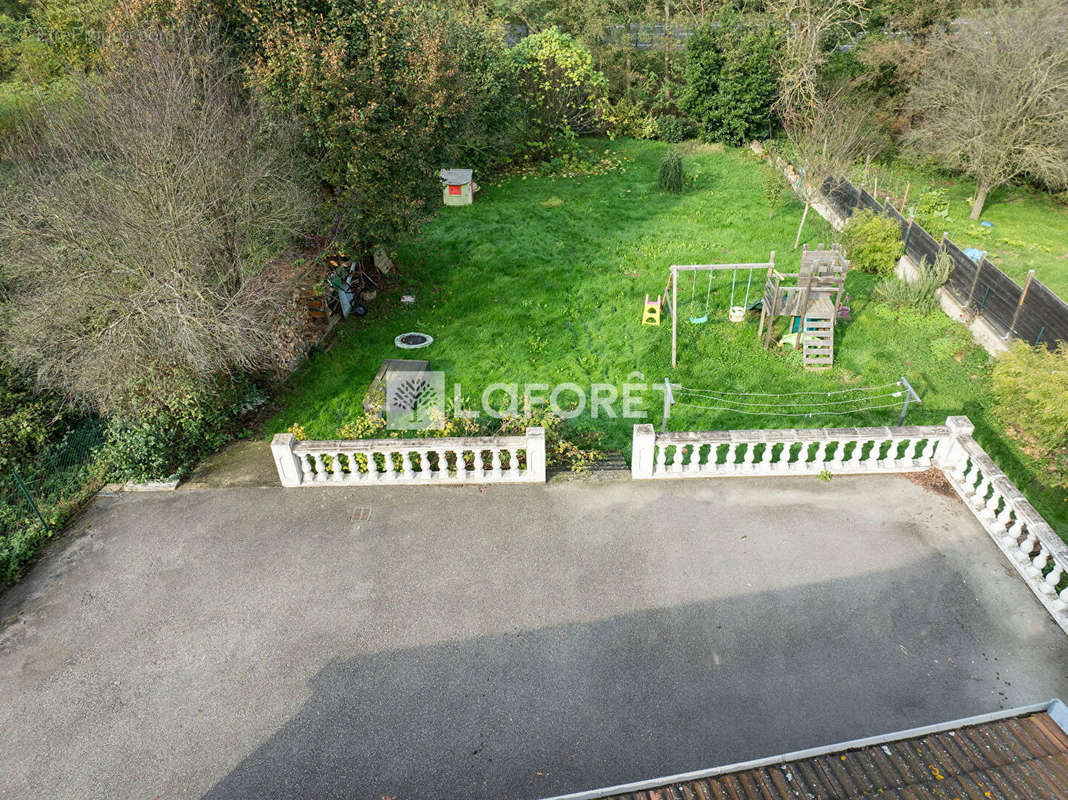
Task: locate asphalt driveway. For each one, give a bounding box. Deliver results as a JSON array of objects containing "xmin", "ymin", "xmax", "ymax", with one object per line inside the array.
[{"xmin": 1, "ymin": 475, "xmax": 1066, "ymax": 799}]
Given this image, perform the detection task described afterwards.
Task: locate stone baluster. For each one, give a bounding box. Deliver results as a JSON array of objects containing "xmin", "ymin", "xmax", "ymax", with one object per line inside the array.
[
  {"xmin": 761, "ymin": 442, "xmax": 775, "ymax": 469},
  {"xmin": 781, "ymin": 443, "xmax": 797, "ymax": 473},
  {"xmin": 779, "ymin": 442, "xmax": 797, "ymax": 472},
  {"xmin": 716, "ymin": 443, "xmax": 731, "ymax": 473},
  {"xmin": 971, "ymin": 476, "xmax": 991, "ymax": 511},
  {"xmin": 290, "ymin": 456, "xmax": 306, "ymax": 485},
  {"xmin": 920, "ymin": 437, "xmax": 938, "ymax": 463},
  {"xmin": 670, "ymin": 444, "xmax": 683, "ymax": 473},
  {"xmin": 957, "ymin": 459, "xmax": 976, "ymax": 494},
  {"xmin": 332, "ymin": 451, "xmax": 346, "ymax": 482},
  {"xmin": 742, "ymin": 441, "xmax": 756, "ymax": 472},
  {"xmin": 1042, "ymin": 564, "xmax": 1064, "ymax": 596},
  {"xmin": 504, "ymin": 449, "xmax": 515, "ymax": 476},
  {"xmin": 1028, "ymin": 548, "xmax": 1049, "ymax": 580},
  {"xmin": 698, "ymin": 443, "xmax": 713, "ymax": 473},
  {"xmin": 849, "ymin": 439, "xmax": 863, "ymax": 467},
  {"xmin": 312, "ymin": 452, "xmax": 328, "ymax": 482},
  {"xmin": 951, "ymin": 455, "xmax": 971, "ymax": 486},
  {"xmin": 983, "ymin": 488, "xmax": 1003, "ymax": 522},
  {"xmin": 1054, "ymin": 586, "xmax": 1068, "ymax": 614},
  {"xmin": 829, "ymin": 440, "xmax": 846, "ymax": 470},
  {"xmin": 879, "ymin": 438, "xmax": 896, "ymax": 469},
  {"xmin": 1014, "ymin": 531, "xmax": 1037, "ymax": 564},
  {"xmin": 682, "ymin": 444, "xmax": 696, "ymax": 473},
  {"xmin": 815, "ymin": 440, "xmax": 831, "ymax": 468},
  {"xmin": 995, "ymin": 499, "xmax": 1015, "ymax": 529},
  {"xmin": 655, "ymin": 444, "xmax": 667, "ymax": 475},
  {"xmin": 1001, "ymin": 518, "xmax": 1025, "ymax": 549},
  {"xmin": 491, "ymin": 448, "xmax": 502, "ymax": 479}
]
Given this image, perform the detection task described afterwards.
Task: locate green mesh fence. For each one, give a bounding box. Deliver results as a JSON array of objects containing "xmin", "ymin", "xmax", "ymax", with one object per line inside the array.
[{"xmin": 1, "ymin": 417, "xmax": 107, "ymax": 583}]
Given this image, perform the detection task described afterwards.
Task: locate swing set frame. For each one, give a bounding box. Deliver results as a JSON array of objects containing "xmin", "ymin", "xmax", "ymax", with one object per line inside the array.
[{"xmin": 668, "ymin": 253, "xmax": 775, "ymax": 368}]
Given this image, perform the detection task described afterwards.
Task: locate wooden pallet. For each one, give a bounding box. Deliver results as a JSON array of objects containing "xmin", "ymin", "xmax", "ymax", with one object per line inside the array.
[{"xmin": 802, "ymin": 297, "xmax": 835, "ymax": 370}]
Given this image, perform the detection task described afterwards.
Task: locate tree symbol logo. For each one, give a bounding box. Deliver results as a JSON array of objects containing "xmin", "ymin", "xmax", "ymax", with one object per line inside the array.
[{"xmin": 386, "ymin": 371, "xmax": 445, "ymax": 430}]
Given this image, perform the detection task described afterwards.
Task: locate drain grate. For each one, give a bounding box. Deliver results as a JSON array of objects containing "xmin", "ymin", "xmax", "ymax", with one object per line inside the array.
[{"xmin": 351, "ymin": 506, "xmax": 373, "ymax": 522}]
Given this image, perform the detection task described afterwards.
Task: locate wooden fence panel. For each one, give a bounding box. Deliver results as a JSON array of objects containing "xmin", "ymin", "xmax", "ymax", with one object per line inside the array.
[
  {"xmin": 972, "ymin": 264, "xmax": 1023, "ymax": 335},
  {"xmin": 906, "ymin": 226, "xmax": 941, "ymax": 273},
  {"xmin": 1016, "ymin": 280, "xmax": 1068, "ymax": 348},
  {"xmin": 857, "ymin": 189, "xmax": 882, "ymax": 213}
]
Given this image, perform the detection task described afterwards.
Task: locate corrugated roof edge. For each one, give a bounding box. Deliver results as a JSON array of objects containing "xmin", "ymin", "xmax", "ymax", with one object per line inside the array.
[{"xmin": 538, "ymin": 699, "xmax": 1067, "ymax": 800}]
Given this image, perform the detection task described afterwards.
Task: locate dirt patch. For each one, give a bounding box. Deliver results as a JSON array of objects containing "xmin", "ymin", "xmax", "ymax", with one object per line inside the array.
[
  {"xmin": 905, "ymin": 468, "xmax": 960, "ymax": 500},
  {"xmin": 182, "ymin": 439, "xmax": 280, "ymax": 489}
]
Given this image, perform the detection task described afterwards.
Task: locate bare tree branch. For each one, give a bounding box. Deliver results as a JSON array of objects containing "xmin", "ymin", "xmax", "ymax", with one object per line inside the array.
[
  {"xmin": 905, "ymin": 0, "xmax": 1068, "ymax": 219},
  {"xmin": 0, "ymin": 22, "xmax": 316, "ymax": 413}
]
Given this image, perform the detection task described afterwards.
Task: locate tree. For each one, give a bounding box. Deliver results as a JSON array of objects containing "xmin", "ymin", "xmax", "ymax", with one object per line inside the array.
[
  {"xmin": 681, "ymin": 12, "xmax": 780, "ymax": 145},
  {"xmin": 782, "ymin": 88, "xmax": 878, "ymax": 247},
  {"xmin": 0, "ymin": 22, "xmax": 314, "ymax": 413},
  {"xmin": 769, "ymin": 0, "xmax": 875, "ymax": 247},
  {"xmin": 768, "ymin": 0, "xmax": 865, "ymax": 126},
  {"xmin": 251, "ymin": 0, "xmax": 517, "ymax": 249},
  {"xmin": 906, "ymin": 0, "xmax": 1068, "ymax": 219}
]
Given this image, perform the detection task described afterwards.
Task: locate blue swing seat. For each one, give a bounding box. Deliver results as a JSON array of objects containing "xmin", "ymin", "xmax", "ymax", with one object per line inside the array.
[{"xmin": 689, "ymin": 314, "xmax": 709, "ymax": 324}]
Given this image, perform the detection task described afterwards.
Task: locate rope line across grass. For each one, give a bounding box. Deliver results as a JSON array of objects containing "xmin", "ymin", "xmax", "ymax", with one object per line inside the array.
[
  {"xmin": 669, "ymin": 381, "xmax": 907, "ymax": 418},
  {"xmin": 669, "ymin": 401, "xmax": 904, "ymax": 417},
  {"xmin": 674, "ymin": 382, "xmax": 903, "ymax": 397},
  {"xmin": 672, "ymin": 391, "xmax": 904, "ymax": 410}
]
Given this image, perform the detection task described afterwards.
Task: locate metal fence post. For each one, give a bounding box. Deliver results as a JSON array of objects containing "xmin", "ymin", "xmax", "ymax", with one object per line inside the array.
[
  {"xmin": 897, "ymin": 377, "xmax": 922, "ymax": 426},
  {"xmin": 11, "ymin": 468, "xmax": 48, "ymax": 532}
]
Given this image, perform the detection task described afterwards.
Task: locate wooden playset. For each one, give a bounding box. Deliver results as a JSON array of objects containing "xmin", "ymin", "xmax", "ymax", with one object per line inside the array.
[
  {"xmin": 642, "ymin": 245, "xmax": 849, "ymax": 371},
  {"xmin": 757, "ymin": 243, "xmax": 849, "ymax": 371}
]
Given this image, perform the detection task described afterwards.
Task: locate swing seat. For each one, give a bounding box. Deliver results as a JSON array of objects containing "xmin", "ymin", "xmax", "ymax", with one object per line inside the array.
[
  {"xmin": 728, "ymin": 305, "xmax": 746, "ymax": 322},
  {"xmin": 689, "ymin": 314, "xmax": 709, "ymax": 324}
]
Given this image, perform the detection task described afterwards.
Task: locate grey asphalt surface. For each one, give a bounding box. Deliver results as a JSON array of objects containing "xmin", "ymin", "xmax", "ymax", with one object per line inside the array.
[{"xmin": 1, "ymin": 475, "xmax": 1066, "ymax": 800}]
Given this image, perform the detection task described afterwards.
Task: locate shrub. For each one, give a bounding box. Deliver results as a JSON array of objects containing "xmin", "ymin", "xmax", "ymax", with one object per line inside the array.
[
  {"xmin": 992, "ymin": 341, "xmax": 1068, "ymax": 488},
  {"xmin": 498, "ymin": 408, "xmax": 603, "ymax": 474},
  {"xmin": 609, "ymin": 98, "xmax": 658, "ymax": 140},
  {"xmin": 509, "ymin": 27, "xmax": 610, "ymax": 159},
  {"xmin": 0, "ymin": 365, "xmax": 78, "ymax": 473},
  {"xmin": 681, "ymin": 12, "xmax": 780, "ymax": 145},
  {"xmin": 874, "ymin": 250, "xmax": 951, "ymax": 313},
  {"xmin": 1, "ymin": 23, "xmax": 314, "ymax": 413},
  {"xmin": 105, "ymin": 374, "xmax": 249, "ymax": 482},
  {"xmin": 912, "ymin": 187, "xmax": 950, "ymax": 229},
  {"xmin": 655, "ymin": 114, "xmax": 695, "ymax": 144},
  {"xmin": 840, "ymin": 209, "xmax": 903, "ymax": 275},
  {"xmin": 658, "ymin": 149, "xmax": 684, "ymax": 193}
]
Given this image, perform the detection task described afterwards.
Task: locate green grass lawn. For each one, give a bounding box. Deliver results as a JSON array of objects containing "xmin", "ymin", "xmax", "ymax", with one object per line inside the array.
[
  {"xmin": 854, "ymin": 158, "xmax": 1068, "ymax": 299},
  {"xmin": 268, "ymin": 139, "xmax": 1067, "ymax": 537}
]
